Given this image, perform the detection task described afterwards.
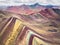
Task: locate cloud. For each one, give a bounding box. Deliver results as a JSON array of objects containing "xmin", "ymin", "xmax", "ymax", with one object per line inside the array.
[{"xmin": 0, "ymin": 0, "xmax": 60, "ymax": 6}]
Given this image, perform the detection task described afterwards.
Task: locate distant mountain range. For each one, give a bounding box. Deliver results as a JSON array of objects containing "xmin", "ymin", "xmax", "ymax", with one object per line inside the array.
[
  {"xmin": 18, "ymin": 3, "xmax": 60, "ymax": 8},
  {"xmin": 0, "ymin": 3, "xmax": 60, "ymax": 10},
  {"xmin": 0, "ymin": 3, "xmax": 60, "ymax": 19}
]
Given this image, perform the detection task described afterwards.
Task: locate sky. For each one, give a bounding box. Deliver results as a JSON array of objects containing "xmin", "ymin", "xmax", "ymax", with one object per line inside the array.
[{"xmin": 0, "ymin": 0, "xmax": 60, "ymax": 6}]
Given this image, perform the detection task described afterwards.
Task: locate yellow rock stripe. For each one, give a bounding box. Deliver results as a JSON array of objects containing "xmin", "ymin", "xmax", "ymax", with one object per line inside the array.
[
  {"xmin": 33, "ymin": 37, "xmax": 50, "ymax": 45},
  {"xmin": 5, "ymin": 19, "xmax": 23, "ymax": 45}
]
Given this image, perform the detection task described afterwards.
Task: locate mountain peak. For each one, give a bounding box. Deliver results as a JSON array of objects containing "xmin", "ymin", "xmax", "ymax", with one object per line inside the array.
[
  {"xmin": 29, "ymin": 3, "xmax": 40, "ymax": 8},
  {"xmin": 34, "ymin": 3, "xmax": 40, "ymax": 6}
]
